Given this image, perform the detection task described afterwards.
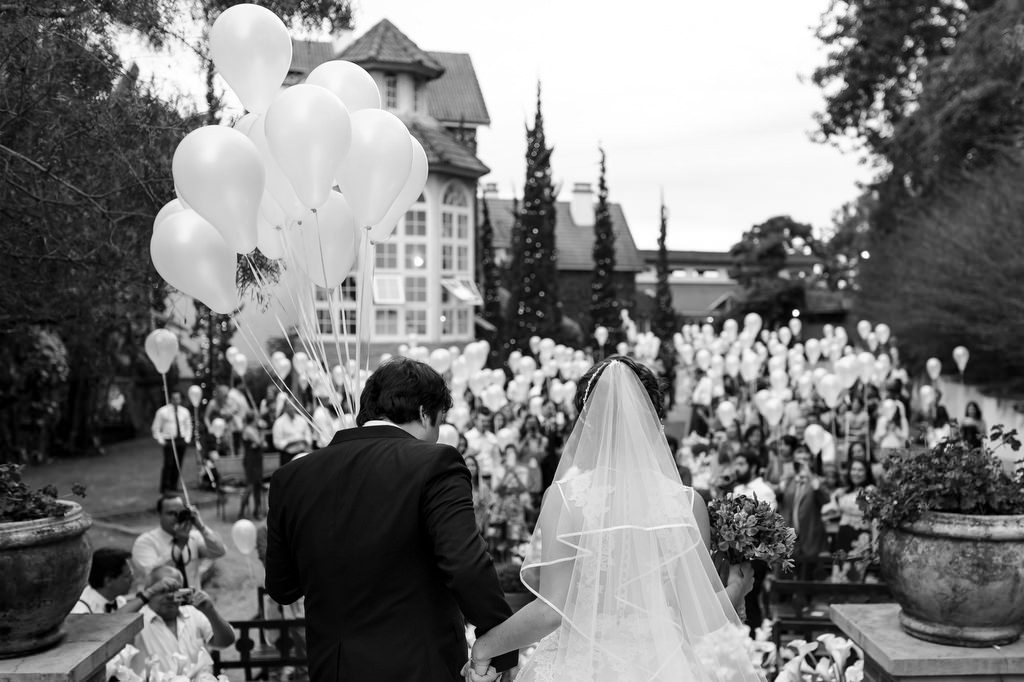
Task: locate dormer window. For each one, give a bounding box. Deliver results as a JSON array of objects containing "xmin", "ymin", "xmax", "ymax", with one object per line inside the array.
[{"xmin": 385, "ymin": 73, "xmax": 398, "ymax": 110}]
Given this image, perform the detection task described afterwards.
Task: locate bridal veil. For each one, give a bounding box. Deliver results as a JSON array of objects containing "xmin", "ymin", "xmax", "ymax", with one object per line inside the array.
[{"xmin": 519, "ymin": 360, "xmax": 763, "ymax": 681}]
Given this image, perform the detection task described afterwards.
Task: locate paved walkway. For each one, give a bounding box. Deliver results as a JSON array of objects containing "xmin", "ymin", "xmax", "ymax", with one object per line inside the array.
[{"xmin": 20, "ymin": 437, "xmax": 219, "ymax": 522}]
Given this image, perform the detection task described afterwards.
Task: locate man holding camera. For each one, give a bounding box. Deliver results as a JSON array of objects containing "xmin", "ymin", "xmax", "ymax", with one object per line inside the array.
[
  {"xmin": 132, "ymin": 495, "xmax": 227, "ymax": 589},
  {"xmin": 130, "ymin": 565, "xmax": 235, "ymax": 678}
]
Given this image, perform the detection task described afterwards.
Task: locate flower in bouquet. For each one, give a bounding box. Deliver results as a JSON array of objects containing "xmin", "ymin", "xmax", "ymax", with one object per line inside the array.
[
  {"xmin": 707, "ymin": 494, "xmax": 795, "ymax": 572},
  {"xmin": 775, "ymin": 635, "xmax": 863, "ymax": 682}
]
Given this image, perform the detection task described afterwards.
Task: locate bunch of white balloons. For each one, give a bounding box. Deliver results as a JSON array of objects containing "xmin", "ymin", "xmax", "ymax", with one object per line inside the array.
[{"xmin": 151, "ymin": 4, "xmax": 428, "ymax": 314}]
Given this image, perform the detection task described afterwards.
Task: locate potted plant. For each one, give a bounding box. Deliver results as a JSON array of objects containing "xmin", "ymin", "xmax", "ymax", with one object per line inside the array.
[
  {"xmin": 859, "ymin": 425, "xmax": 1024, "ymax": 646},
  {"xmin": 495, "ymin": 561, "xmax": 534, "ymax": 613},
  {"xmin": 0, "ymin": 464, "xmax": 90, "ymax": 658}
]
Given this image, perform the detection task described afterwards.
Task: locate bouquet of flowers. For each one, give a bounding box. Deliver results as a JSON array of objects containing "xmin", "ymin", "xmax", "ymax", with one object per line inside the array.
[{"xmin": 707, "ymin": 494, "xmax": 795, "ymax": 572}]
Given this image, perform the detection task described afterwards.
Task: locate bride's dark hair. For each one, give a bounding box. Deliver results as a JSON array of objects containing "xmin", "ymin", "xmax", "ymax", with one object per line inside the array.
[{"xmin": 574, "ymin": 355, "xmax": 666, "ymax": 419}]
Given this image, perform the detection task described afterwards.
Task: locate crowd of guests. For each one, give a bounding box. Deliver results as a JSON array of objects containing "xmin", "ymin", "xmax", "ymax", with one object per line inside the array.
[
  {"xmin": 75, "ymin": 494, "xmax": 235, "ymax": 679},
  {"xmin": 674, "ymin": 360, "xmax": 988, "ymax": 630}
]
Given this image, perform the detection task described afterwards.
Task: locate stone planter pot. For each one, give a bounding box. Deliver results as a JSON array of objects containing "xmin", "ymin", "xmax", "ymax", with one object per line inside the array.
[
  {"xmin": 0, "ymin": 501, "xmax": 92, "ymax": 658},
  {"xmin": 879, "ymin": 511, "xmax": 1024, "ymax": 647}
]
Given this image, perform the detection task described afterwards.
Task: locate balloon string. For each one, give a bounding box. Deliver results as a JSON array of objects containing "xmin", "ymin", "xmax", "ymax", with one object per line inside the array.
[
  {"xmin": 238, "ymin": 257, "xmax": 316, "ymax": 424},
  {"xmin": 311, "ymin": 210, "xmax": 356, "ymax": 413},
  {"xmin": 161, "ymin": 372, "xmax": 191, "ymax": 507},
  {"xmin": 363, "ymin": 230, "xmax": 378, "ymax": 381},
  {"xmin": 353, "ymin": 227, "xmax": 373, "ymax": 417}
]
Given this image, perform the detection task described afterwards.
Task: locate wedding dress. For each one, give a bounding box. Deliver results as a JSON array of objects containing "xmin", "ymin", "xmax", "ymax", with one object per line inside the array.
[{"xmin": 514, "ymin": 361, "xmax": 763, "ymax": 682}]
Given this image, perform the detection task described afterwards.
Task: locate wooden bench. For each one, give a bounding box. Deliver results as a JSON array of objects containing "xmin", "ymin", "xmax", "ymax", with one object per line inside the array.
[{"xmin": 769, "ymin": 579, "xmax": 891, "ymax": 650}]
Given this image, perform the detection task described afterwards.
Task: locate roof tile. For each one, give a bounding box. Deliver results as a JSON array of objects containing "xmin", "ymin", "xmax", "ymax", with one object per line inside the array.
[
  {"xmin": 338, "ymin": 19, "xmax": 444, "ymax": 78},
  {"xmin": 424, "ymin": 52, "xmax": 490, "ymax": 125},
  {"xmin": 482, "ymin": 198, "xmax": 645, "ymax": 272},
  {"xmin": 409, "ymin": 120, "xmax": 490, "ymax": 178}
]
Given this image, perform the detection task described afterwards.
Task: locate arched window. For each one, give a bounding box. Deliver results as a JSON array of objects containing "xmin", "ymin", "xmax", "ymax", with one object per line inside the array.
[
  {"xmin": 442, "ymin": 183, "xmax": 469, "ymax": 207},
  {"xmin": 440, "ymin": 182, "xmax": 473, "ymax": 340}
]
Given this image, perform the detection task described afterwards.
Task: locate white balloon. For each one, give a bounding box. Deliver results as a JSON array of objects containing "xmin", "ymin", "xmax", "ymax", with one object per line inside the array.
[
  {"xmin": 336, "ymin": 110, "xmax": 413, "ymax": 227},
  {"xmin": 210, "ymin": 5, "xmax": 292, "ymax": 113},
  {"xmin": 305, "ymin": 60, "xmax": 381, "ymax": 112},
  {"xmin": 369, "ymin": 136, "xmax": 428, "ymax": 242},
  {"xmin": 287, "ymin": 192, "xmax": 361, "ymax": 289},
  {"xmin": 265, "ymin": 84, "xmax": 352, "ymax": 209},
  {"xmin": 953, "ymin": 346, "xmax": 970, "ymax": 373}
]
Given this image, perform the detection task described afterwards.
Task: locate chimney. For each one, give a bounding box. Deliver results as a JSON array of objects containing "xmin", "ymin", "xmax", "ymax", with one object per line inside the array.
[
  {"xmin": 482, "ymin": 182, "xmax": 499, "ymax": 196},
  {"xmin": 570, "ymin": 182, "xmax": 594, "ymax": 227}
]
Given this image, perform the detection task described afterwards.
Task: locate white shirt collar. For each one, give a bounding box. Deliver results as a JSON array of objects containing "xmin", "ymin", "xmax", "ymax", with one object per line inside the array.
[{"xmin": 363, "ymin": 419, "xmax": 397, "ymax": 428}]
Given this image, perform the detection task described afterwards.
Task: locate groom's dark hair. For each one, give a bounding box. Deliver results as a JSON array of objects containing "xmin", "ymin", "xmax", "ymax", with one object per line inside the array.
[
  {"xmin": 356, "ymin": 357, "xmax": 453, "ymax": 427},
  {"xmin": 574, "ymin": 355, "xmax": 666, "ymax": 419}
]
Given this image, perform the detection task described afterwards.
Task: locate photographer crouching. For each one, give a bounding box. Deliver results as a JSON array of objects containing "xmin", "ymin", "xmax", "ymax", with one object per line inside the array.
[
  {"xmin": 132, "ymin": 495, "xmax": 227, "ymax": 589},
  {"xmin": 129, "ymin": 565, "xmax": 235, "ymax": 678}
]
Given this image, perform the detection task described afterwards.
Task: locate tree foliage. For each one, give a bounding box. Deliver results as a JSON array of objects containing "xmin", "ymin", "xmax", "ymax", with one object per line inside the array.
[
  {"xmin": 857, "ymin": 156, "xmax": 1024, "ymax": 385},
  {"xmin": 728, "ymin": 216, "xmax": 821, "ymax": 329},
  {"xmin": 0, "ymin": 1, "xmax": 198, "ymax": 454},
  {"xmin": 477, "ymin": 195, "xmax": 504, "ymax": 366},
  {"xmin": 812, "ymin": 0, "xmax": 991, "ymax": 159},
  {"xmin": 589, "ymin": 147, "xmax": 619, "ymax": 334},
  {"xmin": 505, "ymin": 85, "xmax": 562, "ymax": 352},
  {"xmin": 652, "ymin": 201, "xmax": 676, "ymax": 340}
]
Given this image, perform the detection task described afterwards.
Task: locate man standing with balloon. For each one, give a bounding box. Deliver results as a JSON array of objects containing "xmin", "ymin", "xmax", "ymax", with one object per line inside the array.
[{"xmin": 151, "ymin": 390, "xmax": 193, "ymax": 494}]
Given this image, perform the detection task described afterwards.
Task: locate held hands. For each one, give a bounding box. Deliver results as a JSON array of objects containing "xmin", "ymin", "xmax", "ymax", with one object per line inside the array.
[
  {"xmin": 728, "ymin": 561, "xmax": 755, "ymax": 597},
  {"xmin": 460, "ymin": 660, "xmax": 499, "ymax": 682}
]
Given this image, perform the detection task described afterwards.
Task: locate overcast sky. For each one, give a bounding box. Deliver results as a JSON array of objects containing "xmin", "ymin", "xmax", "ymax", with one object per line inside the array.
[{"xmin": 124, "ymin": 1, "xmax": 872, "ymax": 252}]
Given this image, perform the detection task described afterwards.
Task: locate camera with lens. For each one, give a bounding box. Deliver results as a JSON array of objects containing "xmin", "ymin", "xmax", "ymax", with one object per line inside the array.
[
  {"xmin": 174, "ymin": 508, "xmax": 194, "ymax": 524},
  {"xmin": 172, "ymin": 588, "xmax": 195, "ymax": 605}
]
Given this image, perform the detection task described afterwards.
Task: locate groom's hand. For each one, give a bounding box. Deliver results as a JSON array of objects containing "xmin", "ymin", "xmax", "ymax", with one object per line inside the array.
[{"xmin": 460, "ymin": 661, "xmax": 500, "ymax": 682}]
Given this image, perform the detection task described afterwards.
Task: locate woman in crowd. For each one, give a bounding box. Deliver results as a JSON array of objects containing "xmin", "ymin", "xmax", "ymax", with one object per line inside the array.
[
  {"xmin": 845, "ymin": 395, "xmax": 870, "ymax": 447},
  {"xmin": 961, "ymin": 401, "xmax": 987, "ymax": 448},
  {"xmin": 464, "ymin": 455, "xmax": 492, "ymax": 537},
  {"xmin": 828, "ymin": 456, "xmax": 876, "ymax": 582}
]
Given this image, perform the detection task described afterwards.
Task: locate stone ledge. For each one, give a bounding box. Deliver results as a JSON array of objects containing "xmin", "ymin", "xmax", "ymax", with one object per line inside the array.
[
  {"xmin": 0, "ymin": 614, "xmax": 142, "ymax": 682},
  {"xmin": 831, "ymin": 603, "xmax": 1024, "ymax": 678}
]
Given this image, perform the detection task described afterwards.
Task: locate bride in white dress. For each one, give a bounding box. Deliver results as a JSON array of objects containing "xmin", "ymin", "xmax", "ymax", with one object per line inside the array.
[{"xmin": 469, "ymin": 356, "xmax": 764, "ymax": 681}]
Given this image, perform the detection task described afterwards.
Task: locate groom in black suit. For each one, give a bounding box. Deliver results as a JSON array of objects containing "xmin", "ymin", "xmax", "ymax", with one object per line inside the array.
[{"xmin": 266, "ymin": 358, "xmax": 517, "ymax": 681}]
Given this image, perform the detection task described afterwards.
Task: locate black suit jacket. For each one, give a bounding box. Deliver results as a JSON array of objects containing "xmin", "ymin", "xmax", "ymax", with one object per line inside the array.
[{"xmin": 266, "ymin": 425, "xmax": 516, "ymax": 681}]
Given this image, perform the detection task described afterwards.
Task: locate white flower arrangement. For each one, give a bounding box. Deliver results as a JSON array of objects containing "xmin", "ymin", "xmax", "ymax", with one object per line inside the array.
[{"xmin": 774, "ymin": 634, "xmax": 864, "ymax": 682}]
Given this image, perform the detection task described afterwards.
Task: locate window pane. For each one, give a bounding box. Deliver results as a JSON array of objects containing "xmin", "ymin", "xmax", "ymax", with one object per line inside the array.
[
  {"xmin": 405, "ymin": 243, "xmax": 427, "ymax": 269},
  {"xmin": 457, "ymin": 214, "xmax": 469, "ymax": 240},
  {"xmin": 339, "ymin": 308, "xmax": 357, "ymax": 335},
  {"xmin": 375, "ymin": 308, "xmax": 398, "ymax": 335},
  {"xmin": 441, "ymin": 308, "xmax": 455, "ymax": 335},
  {"xmin": 406, "ymin": 309, "xmax": 427, "ymax": 335},
  {"xmin": 406, "ymin": 276, "xmax": 427, "ymax": 303},
  {"xmin": 457, "ymin": 246, "xmax": 469, "ymax": 271},
  {"xmin": 441, "ymin": 245, "xmax": 453, "ymax": 271},
  {"xmin": 442, "ymin": 184, "xmax": 468, "ymax": 206},
  {"xmin": 442, "ymin": 213, "xmax": 454, "ymax": 239},
  {"xmin": 404, "ymin": 210, "xmax": 426, "ymax": 236},
  {"xmin": 341, "ymin": 277, "xmax": 358, "ymax": 302},
  {"xmin": 457, "ymin": 308, "xmax": 470, "ymax": 335},
  {"xmin": 385, "ymin": 74, "xmax": 397, "ymax": 109},
  {"xmin": 317, "ymin": 308, "xmax": 333, "ymax": 334},
  {"xmin": 375, "ymin": 243, "xmax": 397, "ymax": 269}
]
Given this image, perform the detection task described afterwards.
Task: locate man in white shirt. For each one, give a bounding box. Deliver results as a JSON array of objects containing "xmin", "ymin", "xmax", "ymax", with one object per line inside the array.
[
  {"xmin": 151, "ymin": 390, "xmax": 193, "ymax": 494},
  {"xmin": 272, "ymin": 402, "xmax": 313, "ymax": 466},
  {"xmin": 464, "ymin": 411, "xmax": 498, "ymax": 479},
  {"xmin": 729, "ymin": 450, "xmax": 777, "ymax": 631},
  {"xmin": 72, "ymin": 547, "xmax": 172, "ymax": 615},
  {"xmin": 132, "ymin": 495, "xmax": 227, "ymax": 590},
  {"xmin": 730, "ymin": 450, "xmax": 778, "ymax": 510},
  {"xmin": 130, "ymin": 566, "xmax": 235, "ymax": 678}
]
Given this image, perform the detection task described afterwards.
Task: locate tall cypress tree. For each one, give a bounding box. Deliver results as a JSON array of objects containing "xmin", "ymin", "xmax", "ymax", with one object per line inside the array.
[
  {"xmin": 505, "ymin": 84, "xmax": 561, "ymax": 352},
  {"xmin": 590, "ymin": 146, "xmax": 619, "ymax": 334},
  {"xmin": 477, "ymin": 194, "xmax": 503, "ymax": 365},
  {"xmin": 653, "ymin": 197, "xmax": 678, "ymax": 407}
]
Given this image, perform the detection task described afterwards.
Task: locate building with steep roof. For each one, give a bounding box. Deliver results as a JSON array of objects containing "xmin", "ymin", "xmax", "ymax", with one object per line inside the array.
[
  {"xmin": 481, "ymin": 184, "xmax": 645, "ymax": 337},
  {"xmin": 283, "ymin": 19, "xmax": 491, "ymax": 348}
]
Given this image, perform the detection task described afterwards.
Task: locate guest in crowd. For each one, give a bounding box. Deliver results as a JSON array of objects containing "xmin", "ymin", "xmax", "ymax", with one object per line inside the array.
[
  {"xmin": 151, "ymin": 390, "xmax": 193, "ymax": 494},
  {"xmin": 130, "ymin": 566, "xmax": 235, "ymax": 678},
  {"xmin": 765, "ymin": 435, "xmax": 798, "ymax": 495},
  {"xmin": 72, "ymin": 548, "xmax": 175, "ymax": 615},
  {"xmin": 828, "ymin": 456, "xmax": 876, "ymax": 582},
  {"xmin": 465, "ymin": 455, "xmax": 493, "ymax": 537},
  {"xmin": 132, "ymin": 495, "xmax": 227, "ymax": 589},
  {"xmin": 729, "ymin": 450, "xmax": 776, "ymax": 630},
  {"xmin": 239, "ymin": 412, "xmax": 264, "ymax": 520},
  {"xmin": 465, "ymin": 410, "xmax": 498, "ymax": 480},
  {"xmin": 780, "ymin": 446, "xmax": 831, "ymax": 581},
  {"xmin": 259, "ymin": 385, "xmax": 283, "ymax": 451},
  {"xmin": 204, "ymin": 386, "xmax": 235, "ymax": 455},
  {"xmin": 845, "ymin": 395, "xmax": 870, "ymax": 447},
  {"xmin": 272, "ymin": 401, "xmax": 313, "ymax": 466},
  {"xmin": 961, "ymin": 401, "xmax": 987, "ymax": 448},
  {"xmin": 742, "ymin": 425, "xmax": 768, "ymax": 467},
  {"xmin": 926, "ymin": 394, "xmax": 951, "ymax": 448}
]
